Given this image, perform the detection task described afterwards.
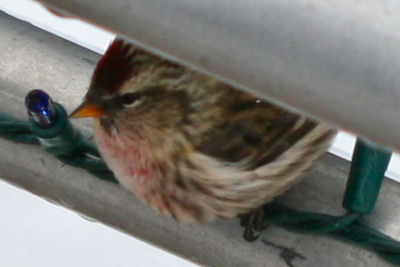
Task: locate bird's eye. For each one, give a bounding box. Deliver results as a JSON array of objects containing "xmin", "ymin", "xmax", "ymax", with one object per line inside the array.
[{"xmin": 120, "ymin": 92, "xmax": 141, "ymax": 107}]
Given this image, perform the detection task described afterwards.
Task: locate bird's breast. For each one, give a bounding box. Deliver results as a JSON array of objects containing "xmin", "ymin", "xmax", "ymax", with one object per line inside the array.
[{"xmin": 93, "ymin": 119, "xmax": 156, "ymax": 191}]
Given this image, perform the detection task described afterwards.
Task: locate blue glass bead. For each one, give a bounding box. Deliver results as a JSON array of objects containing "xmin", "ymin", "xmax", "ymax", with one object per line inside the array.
[{"xmin": 25, "ymin": 89, "xmax": 59, "ymax": 128}]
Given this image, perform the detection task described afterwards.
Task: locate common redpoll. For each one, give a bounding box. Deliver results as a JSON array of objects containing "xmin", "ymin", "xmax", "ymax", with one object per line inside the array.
[{"xmin": 71, "ymin": 38, "xmax": 336, "ymax": 227}]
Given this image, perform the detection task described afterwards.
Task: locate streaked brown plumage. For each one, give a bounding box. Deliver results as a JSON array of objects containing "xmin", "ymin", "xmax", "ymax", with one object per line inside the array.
[{"xmin": 71, "ymin": 38, "xmax": 336, "ymax": 222}]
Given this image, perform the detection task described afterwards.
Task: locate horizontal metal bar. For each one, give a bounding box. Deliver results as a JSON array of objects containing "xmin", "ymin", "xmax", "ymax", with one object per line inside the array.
[
  {"xmin": 0, "ymin": 11, "xmax": 398, "ymax": 266},
  {"xmin": 37, "ymin": 0, "xmax": 400, "ymax": 151}
]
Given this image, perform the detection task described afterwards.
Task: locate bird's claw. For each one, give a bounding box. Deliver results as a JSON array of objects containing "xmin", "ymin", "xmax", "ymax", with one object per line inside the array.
[{"xmin": 240, "ymin": 207, "xmax": 269, "ymax": 242}]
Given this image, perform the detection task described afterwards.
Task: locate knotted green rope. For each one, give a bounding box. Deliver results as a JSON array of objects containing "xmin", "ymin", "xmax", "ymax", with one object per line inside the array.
[
  {"xmin": 1, "ymin": 107, "xmax": 400, "ymax": 265},
  {"xmin": 264, "ymin": 204, "xmax": 400, "ymax": 265},
  {"xmin": 0, "ymin": 106, "xmax": 115, "ymax": 182}
]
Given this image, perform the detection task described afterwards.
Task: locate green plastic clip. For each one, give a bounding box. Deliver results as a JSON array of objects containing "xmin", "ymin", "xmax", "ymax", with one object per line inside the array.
[
  {"xmin": 343, "ymin": 139, "xmax": 391, "ymax": 214},
  {"xmin": 27, "ymin": 103, "xmax": 115, "ymax": 182},
  {"xmin": 27, "ymin": 103, "xmax": 83, "ymax": 155}
]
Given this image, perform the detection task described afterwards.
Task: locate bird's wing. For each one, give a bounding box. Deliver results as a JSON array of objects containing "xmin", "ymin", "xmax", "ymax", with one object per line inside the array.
[
  {"xmin": 195, "ymin": 93, "xmax": 327, "ymax": 170},
  {"xmin": 170, "ymin": 120, "xmax": 336, "ymax": 221}
]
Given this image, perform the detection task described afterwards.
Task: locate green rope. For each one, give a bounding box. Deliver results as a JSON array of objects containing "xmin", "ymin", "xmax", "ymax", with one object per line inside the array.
[
  {"xmin": 1, "ymin": 110, "xmax": 400, "ymax": 265},
  {"xmin": 0, "ymin": 114, "xmax": 39, "ymax": 144},
  {"xmin": 263, "ymin": 204, "xmax": 400, "ymax": 265},
  {"xmin": 0, "ymin": 111, "xmax": 116, "ymax": 182}
]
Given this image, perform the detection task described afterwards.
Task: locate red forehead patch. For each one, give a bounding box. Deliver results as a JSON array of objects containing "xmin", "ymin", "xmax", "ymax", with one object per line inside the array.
[{"xmin": 91, "ymin": 38, "xmax": 140, "ymax": 94}]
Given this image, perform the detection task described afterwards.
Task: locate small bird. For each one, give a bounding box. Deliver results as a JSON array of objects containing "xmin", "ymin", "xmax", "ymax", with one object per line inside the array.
[{"xmin": 71, "ymin": 38, "xmax": 336, "ymax": 229}]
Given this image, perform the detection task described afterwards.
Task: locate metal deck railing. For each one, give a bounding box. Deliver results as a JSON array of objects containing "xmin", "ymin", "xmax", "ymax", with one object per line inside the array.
[
  {"xmin": 2, "ymin": 1, "xmax": 400, "ymax": 265},
  {"xmin": 39, "ymin": 0, "xmax": 400, "ymax": 151}
]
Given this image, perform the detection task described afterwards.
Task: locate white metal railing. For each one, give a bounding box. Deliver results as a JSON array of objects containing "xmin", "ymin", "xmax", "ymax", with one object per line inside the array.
[
  {"xmin": 7, "ymin": 1, "xmax": 400, "ymax": 183},
  {"xmin": 1, "ymin": 3, "xmax": 400, "ymax": 266},
  {"xmin": 38, "ymin": 0, "xmax": 400, "ymax": 151}
]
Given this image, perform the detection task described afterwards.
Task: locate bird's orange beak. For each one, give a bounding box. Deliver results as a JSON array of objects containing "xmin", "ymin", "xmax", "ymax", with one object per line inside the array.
[{"xmin": 69, "ymin": 101, "xmax": 104, "ymax": 118}]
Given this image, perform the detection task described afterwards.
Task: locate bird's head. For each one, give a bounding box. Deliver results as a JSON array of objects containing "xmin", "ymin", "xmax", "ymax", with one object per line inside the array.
[{"xmin": 70, "ymin": 38, "xmax": 191, "ymax": 136}]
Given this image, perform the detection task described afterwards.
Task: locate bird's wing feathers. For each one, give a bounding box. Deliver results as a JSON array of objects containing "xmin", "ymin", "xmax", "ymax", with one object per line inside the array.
[
  {"xmin": 167, "ymin": 121, "xmax": 335, "ymax": 221},
  {"xmin": 195, "ymin": 94, "xmax": 320, "ymax": 170},
  {"xmin": 172, "ymin": 120, "xmax": 335, "ymax": 221},
  {"xmin": 164, "ymin": 92, "xmax": 336, "ymax": 220}
]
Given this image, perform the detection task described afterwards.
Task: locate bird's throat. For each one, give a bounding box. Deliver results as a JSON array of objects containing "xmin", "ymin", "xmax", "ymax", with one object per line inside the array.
[
  {"xmin": 99, "ymin": 117, "xmax": 118, "ymax": 136},
  {"xmin": 93, "ymin": 118, "xmax": 156, "ymax": 190}
]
